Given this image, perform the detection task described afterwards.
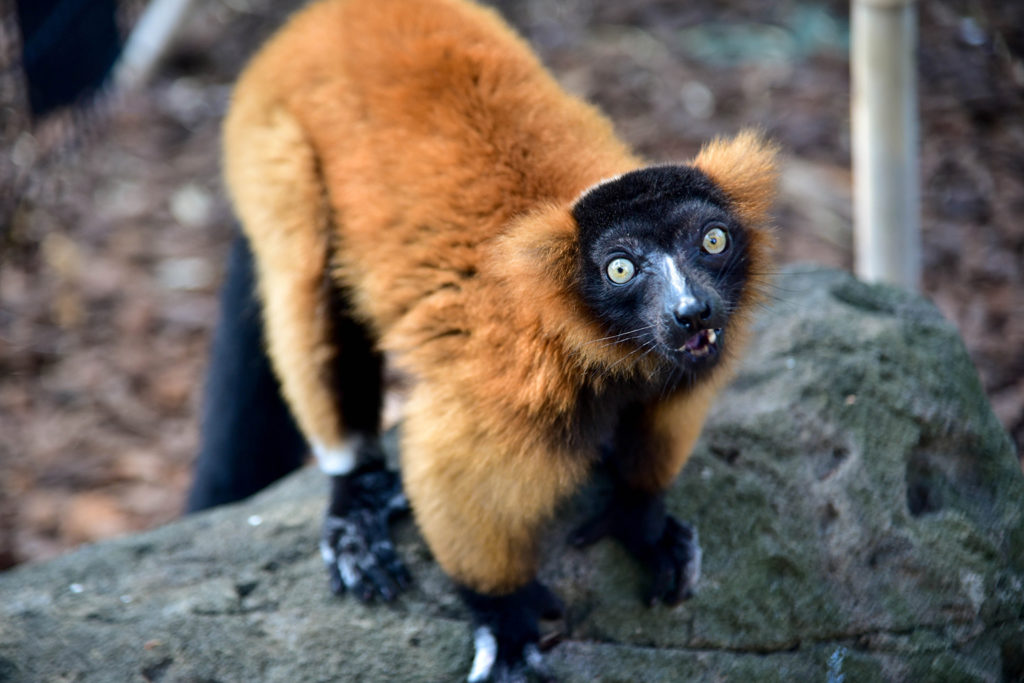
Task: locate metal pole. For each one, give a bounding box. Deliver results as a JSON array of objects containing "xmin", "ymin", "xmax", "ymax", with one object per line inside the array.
[
  {"xmin": 113, "ymin": 0, "xmax": 198, "ymax": 90},
  {"xmin": 851, "ymin": 0, "xmax": 920, "ymax": 290}
]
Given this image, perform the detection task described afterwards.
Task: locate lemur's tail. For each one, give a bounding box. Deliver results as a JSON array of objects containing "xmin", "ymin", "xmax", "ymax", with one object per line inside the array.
[{"xmin": 186, "ymin": 234, "xmax": 307, "ymax": 512}]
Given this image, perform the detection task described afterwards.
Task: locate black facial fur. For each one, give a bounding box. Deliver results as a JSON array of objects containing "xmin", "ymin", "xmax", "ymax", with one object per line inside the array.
[{"xmin": 573, "ymin": 165, "xmax": 752, "ymax": 379}]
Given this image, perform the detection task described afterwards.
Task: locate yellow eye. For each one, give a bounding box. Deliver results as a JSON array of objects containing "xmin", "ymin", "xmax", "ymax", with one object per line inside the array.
[
  {"xmin": 606, "ymin": 257, "xmax": 636, "ymax": 284},
  {"xmin": 702, "ymin": 226, "xmax": 728, "ymax": 254}
]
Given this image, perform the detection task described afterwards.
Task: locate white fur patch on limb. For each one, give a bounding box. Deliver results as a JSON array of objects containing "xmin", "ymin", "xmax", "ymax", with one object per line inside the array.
[
  {"xmin": 467, "ymin": 627, "xmax": 498, "ymax": 682},
  {"xmin": 312, "ymin": 438, "xmax": 361, "ymax": 475}
]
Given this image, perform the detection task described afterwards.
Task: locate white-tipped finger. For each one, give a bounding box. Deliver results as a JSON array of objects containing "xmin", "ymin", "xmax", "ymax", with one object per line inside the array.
[
  {"xmin": 686, "ymin": 538, "xmax": 703, "ymax": 593},
  {"xmin": 320, "ymin": 540, "xmax": 336, "ymax": 565},
  {"xmin": 338, "ymin": 553, "xmax": 361, "ymax": 589},
  {"xmin": 467, "ymin": 626, "xmax": 497, "ymax": 682},
  {"xmin": 524, "ymin": 643, "xmax": 550, "ymax": 679}
]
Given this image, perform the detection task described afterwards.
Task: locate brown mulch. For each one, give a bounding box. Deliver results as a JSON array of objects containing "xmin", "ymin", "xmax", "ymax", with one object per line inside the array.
[{"xmin": 1, "ymin": 0, "xmax": 1021, "ymax": 570}]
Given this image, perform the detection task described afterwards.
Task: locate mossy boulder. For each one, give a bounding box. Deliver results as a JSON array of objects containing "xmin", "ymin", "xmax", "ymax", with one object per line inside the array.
[{"xmin": 1, "ymin": 265, "xmax": 1021, "ymax": 682}]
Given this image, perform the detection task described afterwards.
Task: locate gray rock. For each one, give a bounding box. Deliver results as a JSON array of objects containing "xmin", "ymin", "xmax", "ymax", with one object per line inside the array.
[{"xmin": 2, "ymin": 265, "xmax": 1021, "ymax": 682}]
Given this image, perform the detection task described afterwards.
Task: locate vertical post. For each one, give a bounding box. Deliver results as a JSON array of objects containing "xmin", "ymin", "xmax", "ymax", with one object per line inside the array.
[
  {"xmin": 851, "ymin": 0, "xmax": 920, "ymax": 290},
  {"xmin": 113, "ymin": 0, "xmax": 198, "ymax": 90}
]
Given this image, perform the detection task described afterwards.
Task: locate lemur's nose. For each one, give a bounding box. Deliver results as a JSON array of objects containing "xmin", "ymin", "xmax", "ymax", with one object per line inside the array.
[{"xmin": 672, "ymin": 300, "xmax": 713, "ymax": 332}]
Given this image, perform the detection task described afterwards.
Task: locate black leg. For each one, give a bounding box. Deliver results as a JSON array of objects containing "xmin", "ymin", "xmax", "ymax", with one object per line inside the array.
[
  {"xmin": 326, "ymin": 278, "xmax": 384, "ymax": 438},
  {"xmin": 314, "ymin": 251, "xmax": 411, "ymax": 601},
  {"xmin": 569, "ymin": 404, "xmax": 702, "ymax": 606}
]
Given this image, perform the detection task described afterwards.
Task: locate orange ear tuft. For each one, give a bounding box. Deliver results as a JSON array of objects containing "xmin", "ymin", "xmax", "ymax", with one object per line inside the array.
[{"xmin": 692, "ymin": 129, "xmax": 779, "ymax": 227}]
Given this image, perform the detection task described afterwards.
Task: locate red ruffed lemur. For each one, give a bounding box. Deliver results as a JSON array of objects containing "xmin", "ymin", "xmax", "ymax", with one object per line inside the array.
[{"xmin": 187, "ymin": 0, "xmax": 778, "ymax": 679}]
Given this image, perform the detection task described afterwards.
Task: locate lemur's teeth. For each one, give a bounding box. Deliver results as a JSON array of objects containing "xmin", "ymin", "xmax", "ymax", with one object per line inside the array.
[{"xmin": 707, "ymin": 329, "xmax": 717, "ymax": 344}]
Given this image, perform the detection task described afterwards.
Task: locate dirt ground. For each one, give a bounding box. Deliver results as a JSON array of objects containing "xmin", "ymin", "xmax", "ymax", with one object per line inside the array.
[{"xmin": 1, "ymin": 0, "xmax": 1021, "ymax": 570}]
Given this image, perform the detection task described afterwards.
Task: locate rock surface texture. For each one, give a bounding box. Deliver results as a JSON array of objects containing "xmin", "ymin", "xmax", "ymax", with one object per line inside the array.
[{"xmin": 1, "ymin": 265, "xmax": 1021, "ymax": 682}]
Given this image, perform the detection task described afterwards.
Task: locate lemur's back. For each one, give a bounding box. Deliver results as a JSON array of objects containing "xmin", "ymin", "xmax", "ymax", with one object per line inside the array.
[{"xmin": 224, "ymin": 0, "xmax": 639, "ymax": 335}]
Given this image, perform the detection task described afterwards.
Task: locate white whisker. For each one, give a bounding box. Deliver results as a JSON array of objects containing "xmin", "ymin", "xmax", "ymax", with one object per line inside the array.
[{"xmin": 582, "ymin": 324, "xmax": 655, "ymax": 347}]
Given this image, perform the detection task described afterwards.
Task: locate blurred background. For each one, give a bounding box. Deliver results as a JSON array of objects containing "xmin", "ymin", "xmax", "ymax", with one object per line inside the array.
[{"xmin": 0, "ymin": 0, "xmax": 1021, "ymax": 570}]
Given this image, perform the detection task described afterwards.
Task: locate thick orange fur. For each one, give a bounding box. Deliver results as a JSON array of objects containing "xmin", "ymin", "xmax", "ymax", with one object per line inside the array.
[{"xmin": 223, "ymin": 0, "xmax": 777, "ymax": 594}]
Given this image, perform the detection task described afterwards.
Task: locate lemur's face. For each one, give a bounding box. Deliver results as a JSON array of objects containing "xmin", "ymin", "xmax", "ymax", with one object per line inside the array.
[{"xmin": 573, "ymin": 166, "xmax": 752, "ymax": 375}]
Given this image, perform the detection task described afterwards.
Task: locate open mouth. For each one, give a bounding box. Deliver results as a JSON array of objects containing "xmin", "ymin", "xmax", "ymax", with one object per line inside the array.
[{"xmin": 678, "ymin": 328, "xmax": 720, "ymax": 358}]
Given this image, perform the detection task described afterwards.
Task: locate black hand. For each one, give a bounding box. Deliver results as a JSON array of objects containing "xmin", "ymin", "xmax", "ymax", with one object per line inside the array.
[
  {"xmin": 570, "ymin": 492, "xmax": 701, "ymax": 606},
  {"xmin": 321, "ymin": 465, "xmax": 411, "ymax": 602},
  {"xmin": 459, "ymin": 581, "xmax": 564, "ymax": 682}
]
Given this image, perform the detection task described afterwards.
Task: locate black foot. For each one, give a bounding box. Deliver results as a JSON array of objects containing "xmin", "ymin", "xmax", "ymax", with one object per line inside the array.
[
  {"xmin": 321, "ymin": 463, "xmax": 411, "ymax": 602},
  {"xmin": 570, "ymin": 493, "xmax": 701, "ymax": 606},
  {"xmin": 458, "ymin": 581, "xmax": 564, "ymax": 682}
]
